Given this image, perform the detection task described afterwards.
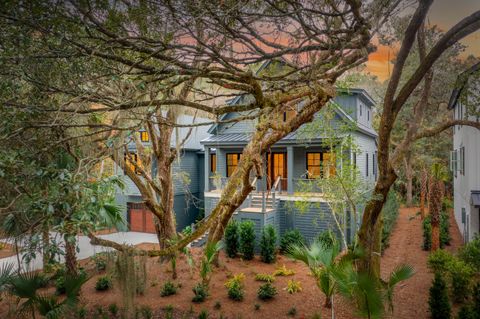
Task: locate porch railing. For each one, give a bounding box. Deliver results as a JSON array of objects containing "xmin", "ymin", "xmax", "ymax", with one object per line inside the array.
[{"xmin": 293, "ymin": 178, "xmax": 322, "ymax": 193}]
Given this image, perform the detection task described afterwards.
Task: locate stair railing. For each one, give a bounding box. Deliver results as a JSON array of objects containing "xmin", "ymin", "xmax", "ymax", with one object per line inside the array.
[
  {"xmin": 271, "ymin": 176, "xmax": 281, "ymax": 210},
  {"xmin": 248, "ymin": 176, "xmax": 258, "ymax": 207}
]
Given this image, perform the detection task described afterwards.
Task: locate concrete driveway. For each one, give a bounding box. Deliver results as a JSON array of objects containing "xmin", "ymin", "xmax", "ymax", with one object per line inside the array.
[{"xmin": 0, "ymin": 232, "xmax": 158, "ymax": 272}]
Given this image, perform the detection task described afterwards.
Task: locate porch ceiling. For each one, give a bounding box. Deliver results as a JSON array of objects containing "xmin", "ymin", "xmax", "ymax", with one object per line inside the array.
[{"xmin": 201, "ymin": 132, "xmax": 331, "ymax": 146}]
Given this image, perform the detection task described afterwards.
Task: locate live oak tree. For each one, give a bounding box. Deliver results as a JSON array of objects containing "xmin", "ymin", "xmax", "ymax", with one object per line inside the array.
[
  {"xmin": 357, "ymin": 0, "xmax": 480, "ymax": 277},
  {"xmin": 0, "ymin": 0, "xmax": 400, "ymax": 255}
]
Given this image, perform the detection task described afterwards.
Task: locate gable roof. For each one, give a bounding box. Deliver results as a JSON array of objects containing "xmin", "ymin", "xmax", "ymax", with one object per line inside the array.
[{"xmin": 448, "ymin": 62, "xmax": 480, "ymax": 109}]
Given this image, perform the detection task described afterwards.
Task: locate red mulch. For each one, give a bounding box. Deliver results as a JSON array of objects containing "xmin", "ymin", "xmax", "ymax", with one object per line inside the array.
[
  {"xmin": 380, "ymin": 207, "xmax": 463, "ymax": 319},
  {"xmin": 0, "ymin": 207, "xmax": 465, "ymax": 318},
  {"xmin": 0, "ymin": 242, "xmax": 18, "ymax": 259}
]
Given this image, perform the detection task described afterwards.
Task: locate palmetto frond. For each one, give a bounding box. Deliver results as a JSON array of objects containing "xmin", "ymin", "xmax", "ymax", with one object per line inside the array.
[
  {"xmin": 384, "ymin": 264, "xmax": 415, "ymax": 313},
  {"xmin": 0, "ymin": 262, "xmax": 14, "ymax": 292}
]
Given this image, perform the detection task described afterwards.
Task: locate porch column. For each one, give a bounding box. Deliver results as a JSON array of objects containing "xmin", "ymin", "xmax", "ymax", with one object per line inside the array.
[
  {"xmin": 287, "ymin": 146, "xmax": 294, "ymax": 194},
  {"xmin": 204, "ymin": 146, "xmax": 210, "ymax": 191}
]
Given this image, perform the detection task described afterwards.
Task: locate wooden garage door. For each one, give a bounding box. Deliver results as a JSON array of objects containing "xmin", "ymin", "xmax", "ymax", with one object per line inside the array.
[{"xmin": 128, "ymin": 203, "xmax": 156, "ymax": 233}]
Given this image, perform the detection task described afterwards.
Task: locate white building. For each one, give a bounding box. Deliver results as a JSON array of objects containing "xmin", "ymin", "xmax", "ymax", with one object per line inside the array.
[{"xmin": 449, "ymin": 62, "xmax": 480, "ymax": 243}]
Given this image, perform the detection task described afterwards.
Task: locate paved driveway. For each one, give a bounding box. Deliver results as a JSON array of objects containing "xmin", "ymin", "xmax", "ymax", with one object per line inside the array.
[{"xmin": 0, "ymin": 232, "xmax": 158, "ymax": 272}]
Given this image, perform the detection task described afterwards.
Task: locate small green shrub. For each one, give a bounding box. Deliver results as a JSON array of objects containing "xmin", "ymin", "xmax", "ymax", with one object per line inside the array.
[
  {"xmin": 423, "ymin": 216, "xmax": 432, "ymax": 251},
  {"xmin": 427, "ymin": 249, "xmax": 454, "ymax": 274},
  {"xmin": 161, "ymin": 281, "xmax": 177, "ymax": 297},
  {"xmin": 317, "ymin": 229, "xmax": 336, "ymax": 249},
  {"xmin": 224, "ymin": 221, "xmax": 239, "ymax": 258},
  {"xmin": 260, "ymin": 225, "xmax": 277, "ymax": 263},
  {"xmin": 457, "ymin": 306, "xmax": 475, "ymax": 319},
  {"xmin": 459, "ymin": 235, "xmax": 480, "ymax": 269},
  {"xmin": 37, "ymin": 272, "xmax": 49, "ymax": 288},
  {"xmin": 198, "ymin": 309, "xmax": 209, "ymax": 319},
  {"xmin": 473, "ymin": 283, "xmax": 480, "ymax": 315},
  {"xmin": 280, "ymin": 229, "xmax": 305, "ymax": 253},
  {"xmin": 254, "ymin": 303, "xmax": 261, "ymax": 311},
  {"xmin": 77, "ymin": 307, "xmax": 87, "ymax": 319},
  {"xmin": 440, "ymin": 211, "xmax": 451, "ymax": 246},
  {"xmin": 108, "ymin": 303, "xmax": 118, "ymax": 316},
  {"xmin": 192, "ymin": 283, "xmax": 209, "ymax": 303},
  {"xmin": 92, "ymin": 253, "xmax": 108, "ymax": 272},
  {"xmin": 287, "ymin": 307, "xmax": 297, "ymax": 317},
  {"xmin": 225, "ymin": 273, "xmax": 245, "ymax": 301},
  {"xmin": 449, "ymin": 258, "xmax": 474, "ymax": 303},
  {"xmin": 429, "ymin": 273, "xmax": 451, "ymax": 319},
  {"xmin": 214, "ymin": 301, "xmax": 221, "ymax": 310},
  {"xmin": 255, "ymin": 273, "xmax": 275, "ymax": 283},
  {"xmin": 95, "ymin": 276, "xmax": 112, "ymax": 291},
  {"xmin": 381, "ymin": 191, "xmax": 400, "ymax": 251},
  {"xmin": 239, "ymin": 221, "xmax": 256, "ymax": 260},
  {"xmin": 257, "ymin": 282, "xmax": 277, "ymax": 300},
  {"xmin": 164, "ymin": 305, "xmax": 174, "ymax": 319},
  {"xmin": 139, "ymin": 305, "xmax": 153, "ymax": 319},
  {"xmin": 55, "ymin": 276, "xmax": 66, "ymax": 295}
]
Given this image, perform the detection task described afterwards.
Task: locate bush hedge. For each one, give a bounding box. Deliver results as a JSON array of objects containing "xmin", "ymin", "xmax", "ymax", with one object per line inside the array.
[
  {"xmin": 224, "ymin": 221, "xmax": 239, "ymax": 258},
  {"xmin": 239, "ymin": 221, "xmax": 256, "ymax": 260},
  {"xmin": 381, "ymin": 191, "xmax": 399, "ymax": 251},
  {"xmin": 279, "ymin": 230, "xmax": 305, "ymax": 253},
  {"xmin": 260, "ymin": 225, "xmax": 277, "ymax": 263},
  {"xmin": 429, "ymin": 273, "xmax": 451, "ymax": 319}
]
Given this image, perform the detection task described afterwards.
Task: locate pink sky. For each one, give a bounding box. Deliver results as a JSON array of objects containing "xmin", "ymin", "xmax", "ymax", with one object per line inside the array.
[{"xmin": 365, "ymin": 0, "xmax": 480, "ymax": 80}]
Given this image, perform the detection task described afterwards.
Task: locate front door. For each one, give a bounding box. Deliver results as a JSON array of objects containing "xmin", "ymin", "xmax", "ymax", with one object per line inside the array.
[{"xmin": 267, "ymin": 152, "xmax": 287, "ymax": 191}]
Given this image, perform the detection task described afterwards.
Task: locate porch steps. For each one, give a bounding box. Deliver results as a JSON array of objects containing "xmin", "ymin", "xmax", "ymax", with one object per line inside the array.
[{"xmin": 191, "ymin": 231, "xmax": 209, "ymax": 248}]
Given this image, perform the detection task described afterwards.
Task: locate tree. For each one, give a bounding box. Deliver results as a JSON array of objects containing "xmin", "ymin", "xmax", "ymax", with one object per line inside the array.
[
  {"xmin": 429, "ymin": 163, "xmax": 447, "ymax": 251},
  {"xmin": 357, "ymin": 1, "xmax": 480, "ymax": 277},
  {"xmin": 0, "ymin": 0, "xmax": 401, "ymax": 257}
]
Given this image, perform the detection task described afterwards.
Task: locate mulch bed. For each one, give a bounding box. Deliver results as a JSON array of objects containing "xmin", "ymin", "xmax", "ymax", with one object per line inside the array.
[{"xmin": 0, "ymin": 242, "xmax": 19, "ymax": 259}]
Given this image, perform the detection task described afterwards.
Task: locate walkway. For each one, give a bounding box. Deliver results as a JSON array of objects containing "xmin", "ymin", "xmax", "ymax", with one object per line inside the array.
[
  {"xmin": 0, "ymin": 232, "xmax": 158, "ymax": 272},
  {"xmin": 380, "ymin": 207, "xmax": 463, "ymax": 318}
]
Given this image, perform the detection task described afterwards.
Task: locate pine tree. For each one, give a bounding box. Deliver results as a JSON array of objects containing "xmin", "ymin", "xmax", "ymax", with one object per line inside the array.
[{"xmin": 429, "ymin": 273, "xmax": 451, "ymax": 319}]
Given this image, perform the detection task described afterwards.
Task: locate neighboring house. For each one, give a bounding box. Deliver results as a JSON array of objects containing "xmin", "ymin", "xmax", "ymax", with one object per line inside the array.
[
  {"xmin": 201, "ymin": 88, "xmax": 378, "ymax": 244},
  {"xmin": 449, "ymin": 62, "xmax": 480, "ymax": 243},
  {"xmin": 115, "ymin": 114, "xmax": 211, "ymax": 233}
]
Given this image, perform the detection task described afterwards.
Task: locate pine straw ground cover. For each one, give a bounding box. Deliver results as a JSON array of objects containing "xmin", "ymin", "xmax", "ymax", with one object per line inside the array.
[{"xmin": 0, "ymin": 207, "xmax": 463, "ymax": 318}]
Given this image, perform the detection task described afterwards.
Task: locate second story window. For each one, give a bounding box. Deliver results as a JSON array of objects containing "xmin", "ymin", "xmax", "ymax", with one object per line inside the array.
[
  {"xmin": 226, "ymin": 153, "xmax": 241, "ymax": 177},
  {"xmin": 210, "ymin": 154, "xmax": 217, "ymax": 173},
  {"xmin": 366, "ymin": 153, "xmax": 369, "ymax": 177},
  {"xmin": 140, "ymin": 131, "xmax": 149, "ymax": 142},
  {"xmin": 307, "ymin": 152, "xmax": 336, "ymax": 179}
]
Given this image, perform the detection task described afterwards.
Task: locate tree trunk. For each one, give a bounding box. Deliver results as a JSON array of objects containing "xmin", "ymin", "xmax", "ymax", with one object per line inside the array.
[
  {"xmin": 420, "ymin": 168, "xmax": 428, "ymax": 219},
  {"xmin": 404, "ymin": 152, "xmax": 414, "ymax": 207},
  {"xmin": 64, "ymin": 234, "xmax": 78, "ymax": 276}
]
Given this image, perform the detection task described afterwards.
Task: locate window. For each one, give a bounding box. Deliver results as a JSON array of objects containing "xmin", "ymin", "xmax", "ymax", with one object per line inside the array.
[
  {"xmin": 307, "ymin": 153, "xmax": 321, "ymax": 178},
  {"xmin": 460, "ymin": 146, "xmax": 465, "ymax": 175},
  {"xmin": 373, "ymin": 152, "xmax": 377, "ymax": 178},
  {"xmin": 140, "ymin": 131, "xmax": 149, "ymax": 142},
  {"xmin": 306, "ymin": 152, "xmax": 336, "ymax": 179},
  {"xmin": 367, "ymin": 110, "xmax": 370, "ymax": 122},
  {"xmin": 226, "ymin": 153, "xmax": 241, "ymax": 177},
  {"xmin": 366, "ymin": 153, "xmax": 369, "ymax": 177},
  {"xmin": 210, "ymin": 154, "xmax": 217, "ymax": 173},
  {"xmin": 450, "ymin": 150, "xmax": 458, "ymax": 178},
  {"xmin": 124, "ymin": 152, "xmax": 142, "ymax": 175},
  {"xmin": 353, "ymin": 152, "xmax": 357, "ymax": 168}
]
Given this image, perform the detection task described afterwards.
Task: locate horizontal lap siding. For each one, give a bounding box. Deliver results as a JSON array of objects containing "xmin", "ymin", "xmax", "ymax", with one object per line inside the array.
[
  {"xmin": 353, "ymin": 132, "xmax": 377, "ymax": 183},
  {"xmin": 173, "ymin": 151, "xmax": 200, "ymax": 195},
  {"xmin": 217, "ymin": 112, "xmax": 256, "ymax": 134}
]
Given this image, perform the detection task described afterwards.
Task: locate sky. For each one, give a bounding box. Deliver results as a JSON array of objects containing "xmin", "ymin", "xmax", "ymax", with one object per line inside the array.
[{"xmin": 365, "ymin": 0, "xmax": 480, "ymax": 80}]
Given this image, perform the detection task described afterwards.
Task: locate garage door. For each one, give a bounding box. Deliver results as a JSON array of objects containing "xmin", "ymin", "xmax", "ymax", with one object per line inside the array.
[{"xmin": 128, "ymin": 203, "xmax": 157, "ymax": 233}]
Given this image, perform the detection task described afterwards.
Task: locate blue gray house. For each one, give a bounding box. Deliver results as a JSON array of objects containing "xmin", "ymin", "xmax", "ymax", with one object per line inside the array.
[
  {"xmin": 114, "ymin": 114, "xmax": 210, "ymax": 232},
  {"xmin": 201, "ymin": 88, "xmax": 378, "ymax": 244}
]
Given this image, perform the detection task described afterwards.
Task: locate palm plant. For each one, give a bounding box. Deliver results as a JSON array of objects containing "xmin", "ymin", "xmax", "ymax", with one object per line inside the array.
[
  {"xmin": 9, "ymin": 271, "xmax": 87, "ymax": 319},
  {"xmin": 200, "ymin": 241, "xmax": 223, "ymax": 288},
  {"xmin": 429, "ymin": 163, "xmax": 448, "ymax": 251},
  {"xmin": 287, "ymin": 238, "xmax": 346, "ymax": 309}
]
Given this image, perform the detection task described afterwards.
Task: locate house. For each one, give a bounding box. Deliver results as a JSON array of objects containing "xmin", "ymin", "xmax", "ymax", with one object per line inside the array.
[
  {"xmin": 201, "ymin": 88, "xmax": 378, "ymax": 244},
  {"xmin": 448, "ymin": 62, "xmax": 480, "ymax": 243},
  {"xmin": 114, "ymin": 114, "xmax": 211, "ymax": 233}
]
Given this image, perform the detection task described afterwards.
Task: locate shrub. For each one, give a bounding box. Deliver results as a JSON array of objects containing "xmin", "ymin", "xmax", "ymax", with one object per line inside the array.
[
  {"xmin": 255, "ymin": 273, "xmax": 275, "ymax": 283},
  {"xmin": 164, "ymin": 305, "xmax": 174, "ymax": 319},
  {"xmin": 382, "ymin": 191, "xmax": 399, "ymax": 251},
  {"xmin": 192, "ymin": 283, "xmax": 209, "ymax": 303},
  {"xmin": 273, "ymin": 264, "xmax": 295, "ymax": 277},
  {"xmin": 214, "ymin": 301, "xmax": 221, "ymax": 310},
  {"xmin": 95, "ymin": 276, "xmax": 113, "ymax": 291},
  {"xmin": 440, "ymin": 211, "xmax": 451, "ymax": 247},
  {"xmin": 260, "ymin": 225, "xmax": 277, "ymax": 263},
  {"xmin": 55, "ymin": 276, "xmax": 66, "ymax": 295},
  {"xmin": 423, "ymin": 216, "xmax": 432, "ymax": 251},
  {"xmin": 286, "ymin": 279, "xmax": 302, "ymax": 294},
  {"xmin": 239, "ymin": 221, "xmax": 256, "ymax": 260},
  {"xmin": 288, "ymin": 307, "xmax": 297, "ymax": 317},
  {"xmin": 280, "ymin": 229, "xmax": 305, "ymax": 254},
  {"xmin": 254, "ymin": 303, "xmax": 261, "ymax": 311},
  {"xmin": 198, "ymin": 309, "xmax": 209, "ymax": 319},
  {"xmin": 257, "ymin": 282, "xmax": 277, "ymax": 300},
  {"xmin": 449, "ymin": 258, "xmax": 474, "ymax": 303},
  {"xmin": 161, "ymin": 281, "xmax": 177, "ymax": 297},
  {"xmin": 225, "ymin": 273, "xmax": 245, "ymax": 301},
  {"xmin": 459, "ymin": 235, "xmax": 480, "ymax": 270},
  {"xmin": 473, "ymin": 283, "xmax": 480, "ymax": 316},
  {"xmin": 92, "ymin": 253, "xmax": 108, "ymax": 272},
  {"xmin": 317, "ymin": 229, "xmax": 336, "ymax": 249},
  {"xmin": 139, "ymin": 305, "xmax": 153, "ymax": 319},
  {"xmin": 429, "ymin": 273, "xmax": 451, "ymax": 319},
  {"xmin": 37, "ymin": 272, "xmax": 50, "ymax": 288},
  {"xmin": 108, "ymin": 303, "xmax": 119, "ymax": 316},
  {"xmin": 457, "ymin": 306, "xmax": 475, "ymax": 319},
  {"xmin": 427, "ymin": 249, "xmax": 454, "ymax": 274},
  {"xmin": 224, "ymin": 221, "xmax": 239, "ymax": 258}
]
